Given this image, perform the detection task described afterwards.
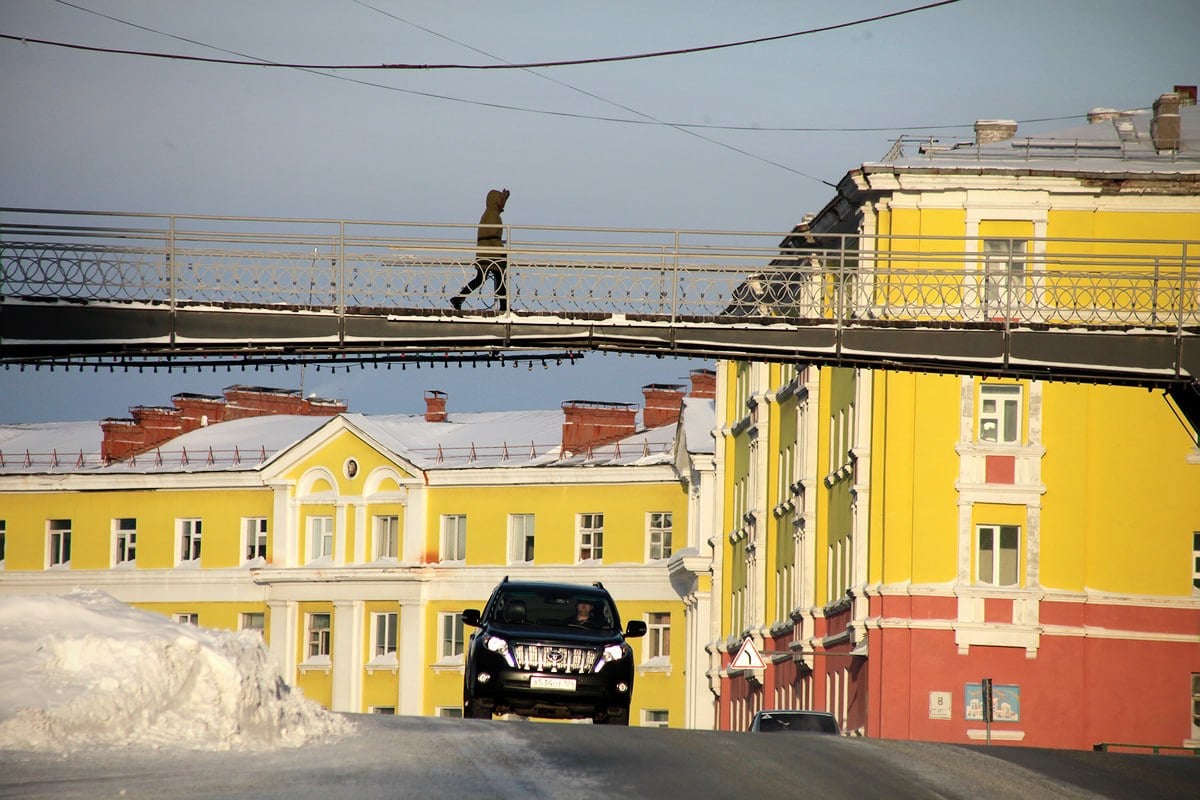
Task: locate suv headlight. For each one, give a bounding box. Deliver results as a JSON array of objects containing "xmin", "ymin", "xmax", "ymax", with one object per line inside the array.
[
  {"xmin": 484, "ymin": 634, "xmax": 517, "ymax": 668},
  {"xmin": 593, "ymin": 643, "xmax": 628, "ymax": 672}
]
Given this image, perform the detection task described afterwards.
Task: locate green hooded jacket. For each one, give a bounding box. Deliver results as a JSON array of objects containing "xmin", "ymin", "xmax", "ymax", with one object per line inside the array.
[{"xmin": 477, "ymin": 188, "xmax": 510, "ymax": 250}]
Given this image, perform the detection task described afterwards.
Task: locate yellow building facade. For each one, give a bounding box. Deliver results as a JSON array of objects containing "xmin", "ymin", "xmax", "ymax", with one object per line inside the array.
[{"xmin": 712, "ymin": 90, "xmax": 1200, "ymax": 750}]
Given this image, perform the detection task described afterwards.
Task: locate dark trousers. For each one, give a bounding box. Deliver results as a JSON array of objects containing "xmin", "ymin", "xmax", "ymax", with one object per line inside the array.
[{"xmin": 455, "ymin": 255, "xmax": 508, "ymax": 311}]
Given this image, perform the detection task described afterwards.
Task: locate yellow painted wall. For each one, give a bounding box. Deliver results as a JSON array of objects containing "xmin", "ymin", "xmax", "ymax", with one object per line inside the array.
[
  {"xmin": 867, "ymin": 372, "xmax": 962, "ymax": 586},
  {"xmin": 424, "ymin": 482, "xmax": 688, "ymax": 566},
  {"xmin": 1039, "ymin": 382, "xmax": 1200, "ymax": 595},
  {"xmin": 0, "ymin": 487, "xmax": 272, "ymax": 570}
]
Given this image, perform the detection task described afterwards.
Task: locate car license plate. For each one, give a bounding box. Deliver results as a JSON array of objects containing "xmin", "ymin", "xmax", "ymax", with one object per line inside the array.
[{"xmin": 530, "ymin": 676, "xmax": 576, "ymax": 691}]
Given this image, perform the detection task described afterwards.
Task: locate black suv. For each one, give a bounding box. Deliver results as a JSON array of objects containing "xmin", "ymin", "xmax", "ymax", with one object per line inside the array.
[{"xmin": 462, "ymin": 578, "xmax": 646, "ymax": 725}]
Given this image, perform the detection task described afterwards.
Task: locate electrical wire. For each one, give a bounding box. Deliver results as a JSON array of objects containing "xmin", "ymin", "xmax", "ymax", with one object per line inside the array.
[
  {"xmin": 11, "ymin": 1, "xmax": 961, "ymax": 71},
  {"xmin": 350, "ymin": 0, "xmax": 836, "ymax": 186},
  {"xmin": 15, "ymin": 1, "xmax": 1085, "ymax": 136}
]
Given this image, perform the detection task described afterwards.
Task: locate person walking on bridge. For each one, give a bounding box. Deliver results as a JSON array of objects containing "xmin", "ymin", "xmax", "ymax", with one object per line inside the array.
[{"xmin": 452, "ymin": 188, "xmax": 510, "ymax": 313}]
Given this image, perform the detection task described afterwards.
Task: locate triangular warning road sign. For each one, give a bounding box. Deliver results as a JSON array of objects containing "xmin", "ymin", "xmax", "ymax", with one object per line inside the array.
[{"xmin": 731, "ymin": 637, "xmax": 766, "ymax": 669}]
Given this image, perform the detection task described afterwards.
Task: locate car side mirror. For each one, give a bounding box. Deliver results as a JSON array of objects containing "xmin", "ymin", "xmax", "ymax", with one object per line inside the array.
[
  {"xmin": 624, "ymin": 620, "xmax": 647, "ymax": 638},
  {"xmin": 462, "ymin": 608, "xmax": 481, "ymax": 627}
]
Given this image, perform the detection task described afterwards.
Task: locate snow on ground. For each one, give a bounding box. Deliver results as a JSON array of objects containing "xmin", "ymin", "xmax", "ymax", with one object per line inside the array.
[{"xmin": 0, "ymin": 590, "xmax": 353, "ymax": 752}]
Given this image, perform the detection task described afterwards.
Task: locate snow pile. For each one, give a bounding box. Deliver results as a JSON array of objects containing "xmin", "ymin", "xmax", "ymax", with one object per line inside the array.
[{"xmin": 0, "ymin": 590, "xmax": 353, "ymax": 752}]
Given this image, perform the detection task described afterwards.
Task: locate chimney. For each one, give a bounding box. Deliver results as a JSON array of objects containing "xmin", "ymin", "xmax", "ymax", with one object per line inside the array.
[
  {"xmin": 100, "ymin": 418, "xmax": 143, "ymax": 463},
  {"xmin": 974, "ymin": 119, "xmax": 1018, "ymax": 145},
  {"xmin": 99, "ymin": 385, "xmax": 347, "ymax": 463},
  {"xmin": 688, "ymin": 368, "xmax": 716, "ymax": 399},
  {"xmin": 561, "ymin": 401, "xmax": 637, "ymax": 453},
  {"xmin": 1087, "ymin": 107, "xmax": 1122, "ymax": 124},
  {"xmin": 642, "ymin": 384, "xmax": 686, "ymax": 429},
  {"xmin": 1152, "ymin": 92, "xmax": 1182, "ymax": 152},
  {"xmin": 424, "ymin": 390, "xmax": 447, "ymax": 422},
  {"xmin": 221, "ymin": 385, "xmax": 346, "ymax": 419},
  {"xmin": 172, "ymin": 393, "xmax": 226, "ymax": 432}
]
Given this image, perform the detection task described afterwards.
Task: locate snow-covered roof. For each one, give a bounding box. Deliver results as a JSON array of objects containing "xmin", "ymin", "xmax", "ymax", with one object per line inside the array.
[
  {"xmin": 870, "ymin": 104, "xmax": 1199, "ymax": 177},
  {"xmin": 0, "ymin": 399, "xmax": 715, "ymax": 475}
]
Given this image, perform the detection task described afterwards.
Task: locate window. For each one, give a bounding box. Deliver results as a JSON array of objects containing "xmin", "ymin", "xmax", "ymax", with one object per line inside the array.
[
  {"xmin": 977, "ymin": 525, "xmax": 1020, "ymax": 587},
  {"xmin": 0, "ymin": 519, "xmax": 6, "ymax": 563},
  {"xmin": 375, "ymin": 515, "xmax": 399, "ymax": 560},
  {"xmin": 178, "ymin": 518, "xmax": 202, "ymax": 563},
  {"xmin": 174, "ymin": 613, "xmax": 199, "ymax": 625},
  {"xmin": 113, "ymin": 517, "xmax": 136, "ymax": 565},
  {"xmin": 48, "ymin": 519, "xmax": 71, "ymax": 567},
  {"xmin": 243, "ymin": 517, "xmax": 268, "ymax": 562},
  {"xmin": 372, "ymin": 612, "xmax": 398, "ymax": 658},
  {"xmin": 643, "ymin": 709, "xmax": 670, "ymax": 728},
  {"xmin": 578, "ymin": 513, "xmax": 604, "ymax": 561},
  {"xmin": 439, "ymin": 612, "xmax": 464, "ymax": 660},
  {"xmin": 508, "ymin": 514, "xmax": 535, "ymax": 563},
  {"xmin": 441, "ymin": 515, "xmax": 466, "ymax": 561},
  {"xmin": 979, "ymin": 384, "xmax": 1021, "ymax": 444},
  {"xmin": 437, "ymin": 706, "xmax": 464, "ymax": 719},
  {"xmin": 646, "ymin": 612, "xmax": 671, "ymax": 660},
  {"xmin": 308, "ymin": 516, "xmax": 334, "ymax": 562},
  {"xmin": 240, "ymin": 612, "xmax": 265, "ymax": 635},
  {"xmin": 982, "ymin": 238, "xmax": 1027, "ymax": 315},
  {"xmin": 648, "ymin": 512, "xmax": 673, "ymax": 560},
  {"xmin": 1193, "ymin": 532, "xmax": 1199, "ymax": 592},
  {"xmin": 369, "ymin": 706, "xmax": 396, "ymax": 715},
  {"xmin": 306, "ymin": 612, "xmax": 332, "ymax": 660},
  {"xmin": 1192, "ymin": 673, "xmax": 1200, "ymax": 740}
]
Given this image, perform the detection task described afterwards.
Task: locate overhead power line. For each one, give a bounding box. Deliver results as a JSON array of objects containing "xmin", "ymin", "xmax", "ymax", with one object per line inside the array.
[{"xmin": 4, "ymin": 1, "xmax": 959, "ymax": 71}]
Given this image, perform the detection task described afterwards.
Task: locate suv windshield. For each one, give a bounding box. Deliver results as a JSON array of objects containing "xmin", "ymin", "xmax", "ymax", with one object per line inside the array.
[{"xmin": 490, "ymin": 588, "xmax": 618, "ymax": 631}]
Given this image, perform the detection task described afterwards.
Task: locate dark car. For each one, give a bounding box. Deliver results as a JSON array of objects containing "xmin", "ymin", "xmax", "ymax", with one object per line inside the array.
[
  {"xmin": 462, "ymin": 577, "xmax": 646, "ymax": 725},
  {"xmin": 748, "ymin": 709, "xmax": 840, "ymax": 734}
]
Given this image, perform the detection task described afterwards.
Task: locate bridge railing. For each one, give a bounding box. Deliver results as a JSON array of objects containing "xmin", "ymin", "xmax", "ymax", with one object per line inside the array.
[{"xmin": 2, "ymin": 208, "xmax": 1196, "ymax": 329}]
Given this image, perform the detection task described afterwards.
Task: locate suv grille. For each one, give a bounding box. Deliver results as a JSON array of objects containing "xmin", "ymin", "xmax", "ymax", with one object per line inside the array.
[{"xmin": 511, "ymin": 643, "xmax": 596, "ymax": 674}]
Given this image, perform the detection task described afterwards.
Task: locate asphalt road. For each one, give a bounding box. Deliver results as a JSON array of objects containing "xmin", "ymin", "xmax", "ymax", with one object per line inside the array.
[{"xmin": 2, "ymin": 714, "xmax": 1196, "ymax": 800}]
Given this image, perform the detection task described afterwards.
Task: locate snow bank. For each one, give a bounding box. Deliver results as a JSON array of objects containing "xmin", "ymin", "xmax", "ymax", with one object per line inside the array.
[{"xmin": 0, "ymin": 590, "xmax": 353, "ymax": 751}]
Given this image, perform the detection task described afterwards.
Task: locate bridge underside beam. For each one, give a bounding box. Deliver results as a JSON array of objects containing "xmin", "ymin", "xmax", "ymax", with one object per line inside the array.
[{"xmin": 3, "ymin": 299, "xmax": 1197, "ymax": 394}]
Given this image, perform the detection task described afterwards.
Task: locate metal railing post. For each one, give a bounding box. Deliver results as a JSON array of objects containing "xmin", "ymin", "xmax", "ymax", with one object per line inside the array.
[
  {"xmin": 338, "ymin": 221, "xmax": 346, "ymax": 342},
  {"xmin": 671, "ymin": 231, "xmax": 680, "ymax": 324},
  {"xmin": 168, "ymin": 215, "xmax": 177, "ymax": 344}
]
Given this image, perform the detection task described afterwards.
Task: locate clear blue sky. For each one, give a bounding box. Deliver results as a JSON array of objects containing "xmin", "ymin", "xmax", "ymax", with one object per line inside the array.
[{"xmin": 2, "ymin": 0, "xmax": 1196, "ymax": 421}]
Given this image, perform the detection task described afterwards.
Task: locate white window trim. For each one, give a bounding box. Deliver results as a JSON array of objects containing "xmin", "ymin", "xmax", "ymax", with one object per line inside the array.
[
  {"xmin": 307, "ymin": 516, "xmax": 334, "ymax": 565},
  {"xmin": 112, "ymin": 517, "xmax": 137, "ymax": 568},
  {"xmin": 440, "ymin": 515, "xmax": 467, "ymax": 563},
  {"xmin": 301, "ymin": 612, "xmax": 332, "ymax": 670},
  {"xmin": 979, "ymin": 383, "xmax": 1022, "ymax": 444},
  {"xmin": 177, "ymin": 518, "xmax": 202, "ymax": 567},
  {"xmin": 47, "ymin": 519, "xmax": 72, "ymax": 569},
  {"xmin": 242, "ymin": 517, "xmax": 268, "ymax": 565},
  {"xmin": 508, "ymin": 513, "xmax": 535, "ymax": 564},
  {"xmin": 435, "ymin": 611, "xmax": 465, "ymax": 666},
  {"xmin": 577, "ymin": 512, "xmax": 604, "ymax": 563},
  {"xmin": 976, "ymin": 524, "xmax": 1021, "ymax": 587},
  {"xmin": 647, "ymin": 511, "xmax": 673, "ymax": 561},
  {"xmin": 368, "ymin": 611, "xmax": 399, "ymax": 670},
  {"xmin": 374, "ymin": 515, "xmax": 400, "ymax": 561}
]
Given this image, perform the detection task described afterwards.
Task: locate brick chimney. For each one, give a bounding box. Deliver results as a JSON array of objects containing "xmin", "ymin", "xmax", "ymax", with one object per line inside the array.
[
  {"xmin": 100, "ymin": 385, "xmax": 346, "ymax": 462},
  {"xmin": 172, "ymin": 393, "xmax": 226, "ymax": 432},
  {"xmin": 642, "ymin": 384, "xmax": 686, "ymax": 429},
  {"xmin": 424, "ymin": 390, "xmax": 448, "ymax": 422},
  {"xmin": 561, "ymin": 401, "xmax": 637, "ymax": 453},
  {"xmin": 1152, "ymin": 91, "xmax": 1182, "ymax": 152},
  {"xmin": 974, "ymin": 120, "xmax": 1018, "ymax": 145},
  {"xmin": 688, "ymin": 368, "xmax": 716, "ymax": 399}
]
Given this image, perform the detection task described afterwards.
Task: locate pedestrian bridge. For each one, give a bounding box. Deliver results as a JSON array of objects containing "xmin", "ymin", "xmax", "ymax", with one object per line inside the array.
[{"xmin": 2, "ymin": 207, "xmax": 1198, "ymax": 426}]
